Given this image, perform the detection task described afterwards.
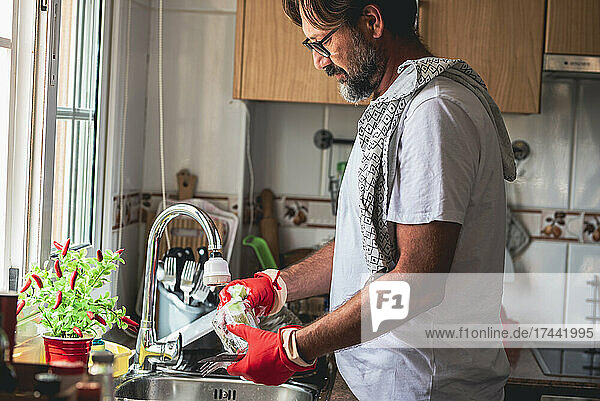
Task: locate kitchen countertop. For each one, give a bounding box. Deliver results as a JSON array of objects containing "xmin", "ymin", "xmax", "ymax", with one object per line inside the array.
[{"xmin": 507, "ymin": 348, "xmax": 600, "ymax": 389}]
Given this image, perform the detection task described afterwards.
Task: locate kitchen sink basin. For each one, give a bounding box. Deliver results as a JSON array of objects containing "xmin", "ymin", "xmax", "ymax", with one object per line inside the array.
[{"xmin": 115, "ymin": 370, "xmax": 330, "ymax": 401}]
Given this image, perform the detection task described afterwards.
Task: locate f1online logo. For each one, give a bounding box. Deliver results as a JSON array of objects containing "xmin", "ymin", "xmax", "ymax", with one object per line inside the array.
[{"xmin": 369, "ymin": 281, "xmax": 410, "ymax": 332}]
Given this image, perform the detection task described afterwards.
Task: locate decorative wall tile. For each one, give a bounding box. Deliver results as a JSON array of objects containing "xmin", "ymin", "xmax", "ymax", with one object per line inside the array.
[
  {"xmin": 274, "ymin": 196, "xmax": 336, "ymax": 228},
  {"xmin": 112, "ymin": 193, "xmax": 141, "ymax": 230},
  {"xmin": 538, "ymin": 210, "xmax": 583, "ymax": 242},
  {"xmin": 582, "ymin": 213, "xmax": 600, "ymax": 244}
]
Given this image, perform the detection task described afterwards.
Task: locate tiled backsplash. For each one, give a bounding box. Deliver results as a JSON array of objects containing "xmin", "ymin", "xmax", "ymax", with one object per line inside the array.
[
  {"xmin": 504, "ymin": 78, "xmax": 600, "ymax": 211},
  {"xmin": 501, "ymin": 77, "xmax": 600, "ymax": 324}
]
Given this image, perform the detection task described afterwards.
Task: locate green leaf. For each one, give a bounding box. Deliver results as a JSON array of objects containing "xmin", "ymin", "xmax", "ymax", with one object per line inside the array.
[{"xmin": 27, "ymin": 243, "xmax": 126, "ymax": 336}]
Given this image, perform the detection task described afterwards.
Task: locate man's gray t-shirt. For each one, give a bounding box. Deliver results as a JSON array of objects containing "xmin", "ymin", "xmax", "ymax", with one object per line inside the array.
[{"xmin": 330, "ymin": 74, "xmax": 510, "ymax": 400}]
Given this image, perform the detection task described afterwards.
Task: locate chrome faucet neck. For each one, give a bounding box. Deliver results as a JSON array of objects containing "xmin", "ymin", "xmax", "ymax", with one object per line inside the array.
[{"xmin": 132, "ymin": 203, "xmax": 225, "ymax": 372}]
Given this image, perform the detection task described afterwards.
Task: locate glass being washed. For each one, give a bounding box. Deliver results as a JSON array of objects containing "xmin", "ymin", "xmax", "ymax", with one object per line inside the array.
[{"xmin": 212, "ymin": 285, "xmax": 259, "ymax": 353}]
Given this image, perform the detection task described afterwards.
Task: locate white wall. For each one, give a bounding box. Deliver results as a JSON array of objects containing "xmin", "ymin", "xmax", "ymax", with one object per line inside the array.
[
  {"xmin": 248, "ymin": 102, "xmax": 365, "ymax": 255},
  {"xmin": 106, "ymin": 0, "xmax": 151, "ymax": 311},
  {"xmin": 142, "ymin": 0, "xmax": 244, "ymax": 195},
  {"xmin": 108, "ymin": 0, "xmax": 248, "ymax": 312}
]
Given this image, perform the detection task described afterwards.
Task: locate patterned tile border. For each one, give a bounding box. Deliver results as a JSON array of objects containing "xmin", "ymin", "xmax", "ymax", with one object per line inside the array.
[
  {"xmin": 112, "ymin": 192, "xmax": 141, "ymax": 230},
  {"xmin": 118, "ymin": 193, "xmax": 600, "ymax": 246},
  {"xmin": 513, "ymin": 208, "xmax": 600, "ymax": 245}
]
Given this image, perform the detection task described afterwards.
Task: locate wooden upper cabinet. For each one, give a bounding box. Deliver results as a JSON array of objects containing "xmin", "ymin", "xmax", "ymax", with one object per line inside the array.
[
  {"xmin": 233, "ymin": 0, "xmax": 347, "ymax": 104},
  {"xmin": 234, "ymin": 0, "xmax": 546, "ymax": 112},
  {"xmin": 418, "ymin": 0, "xmax": 546, "ymax": 113},
  {"xmin": 546, "ymin": 0, "xmax": 600, "ymax": 56}
]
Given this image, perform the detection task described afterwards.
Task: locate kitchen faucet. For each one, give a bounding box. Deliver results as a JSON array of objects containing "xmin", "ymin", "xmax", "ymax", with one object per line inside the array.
[{"xmin": 132, "ymin": 203, "xmax": 230, "ymax": 372}]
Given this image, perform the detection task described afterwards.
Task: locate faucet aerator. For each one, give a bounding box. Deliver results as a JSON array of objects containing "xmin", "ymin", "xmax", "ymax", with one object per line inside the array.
[{"xmin": 203, "ymin": 256, "xmax": 232, "ymax": 286}]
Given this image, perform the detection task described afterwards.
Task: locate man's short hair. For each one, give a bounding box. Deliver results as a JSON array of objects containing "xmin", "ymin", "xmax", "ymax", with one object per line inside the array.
[{"xmin": 282, "ymin": 0, "xmax": 418, "ymax": 39}]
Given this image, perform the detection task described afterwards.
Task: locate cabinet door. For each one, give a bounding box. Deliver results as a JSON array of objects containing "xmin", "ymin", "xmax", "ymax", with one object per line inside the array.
[
  {"xmin": 546, "ymin": 0, "xmax": 600, "ymax": 56},
  {"xmin": 233, "ymin": 0, "xmax": 346, "ymax": 104},
  {"xmin": 419, "ymin": 0, "xmax": 545, "ymax": 113}
]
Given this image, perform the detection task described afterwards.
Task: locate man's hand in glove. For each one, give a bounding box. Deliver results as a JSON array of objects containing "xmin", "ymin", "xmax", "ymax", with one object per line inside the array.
[
  {"xmin": 226, "ymin": 324, "xmax": 315, "ymax": 386},
  {"xmin": 218, "ymin": 270, "xmax": 287, "ymax": 317}
]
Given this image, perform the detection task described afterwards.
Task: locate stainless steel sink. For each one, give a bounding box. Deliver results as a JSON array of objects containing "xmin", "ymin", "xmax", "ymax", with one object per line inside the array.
[{"xmin": 115, "ymin": 371, "xmax": 328, "ymax": 401}]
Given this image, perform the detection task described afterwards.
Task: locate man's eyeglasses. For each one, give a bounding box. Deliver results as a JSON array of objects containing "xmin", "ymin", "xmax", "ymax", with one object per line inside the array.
[{"xmin": 302, "ymin": 26, "xmax": 340, "ymax": 58}]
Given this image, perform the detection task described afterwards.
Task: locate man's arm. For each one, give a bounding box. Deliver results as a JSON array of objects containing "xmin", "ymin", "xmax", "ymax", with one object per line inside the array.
[
  {"xmin": 280, "ymin": 240, "xmax": 335, "ymax": 302},
  {"xmin": 295, "ymin": 221, "xmax": 460, "ymax": 361}
]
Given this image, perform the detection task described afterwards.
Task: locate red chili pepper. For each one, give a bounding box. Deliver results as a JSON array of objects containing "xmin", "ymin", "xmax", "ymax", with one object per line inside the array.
[
  {"xmin": 87, "ymin": 311, "xmax": 94, "ymax": 320},
  {"xmin": 53, "ymin": 291, "xmax": 62, "ymax": 310},
  {"xmin": 20, "ymin": 277, "xmax": 31, "ymax": 293},
  {"xmin": 31, "ymin": 274, "xmax": 43, "ymax": 289},
  {"xmin": 72, "ymin": 327, "xmax": 83, "ymax": 337},
  {"xmin": 61, "ymin": 238, "xmax": 70, "ymax": 257},
  {"xmin": 54, "ymin": 260, "xmax": 62, "ymax": 278},
  {"xmin": 69, "ymin": 268, "xmax": 78, "ymax": 290},
  {"xmin": 53, "ymin": 241, "xmax": 63, "ymax": 250},
  {"xmin": 115, "ymin": 249, "xmax": 124, "ymax": 255},
  {"xmin": 16, "ymin": 300, "xmax": 25, "ymax": 315},
  {"xmin": 96, "ymin": 249, "xmax": 103, "ymax": 262},
  {"xmin": 121, "ymin": 316, "xmax": 139, "ymax": 327},
  {"xmin": 94, "ymin": 314, "xmax": 107, "ymax": 326}
]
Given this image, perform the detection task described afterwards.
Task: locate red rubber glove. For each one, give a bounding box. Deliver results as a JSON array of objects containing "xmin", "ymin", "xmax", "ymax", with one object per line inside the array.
[
  {"xmin": 226, "ymin": 324, "xmax": 314, "ymax": 386},
  {"xmin": 218, "ymin": 272, "xmax": 278, "ymax": 316}
]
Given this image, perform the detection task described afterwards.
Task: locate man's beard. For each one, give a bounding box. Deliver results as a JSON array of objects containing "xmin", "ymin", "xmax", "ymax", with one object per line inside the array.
[{"xmin": 324, "ymin": 28, "xmax": 385, "ymax": 103}]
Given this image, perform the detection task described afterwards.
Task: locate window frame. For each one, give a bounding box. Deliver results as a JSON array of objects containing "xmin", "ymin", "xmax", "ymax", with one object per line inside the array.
[
  {"xmin": 39, "ymin": 0, "xmax": 110, "ymax": 263},
  {"xmin": 51, "ymin": 0, "xmax": 106, "ymax": 249},
  {"xmin": 1, "ymin": 0, "xmax": 36, "ymax": 292},
  {"xmin": 1, "ymin": 0, "xmax": 112, "ymax": 291}
]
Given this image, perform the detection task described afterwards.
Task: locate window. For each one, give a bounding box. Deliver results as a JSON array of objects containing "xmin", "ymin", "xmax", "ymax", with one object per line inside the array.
[
  {"xmin": 0, "ymin": 0, "xmax": 106, "ymax": 290},
  {"xmin": 51, "ymin": 0, "xmax": 103, "ymax": 246}
]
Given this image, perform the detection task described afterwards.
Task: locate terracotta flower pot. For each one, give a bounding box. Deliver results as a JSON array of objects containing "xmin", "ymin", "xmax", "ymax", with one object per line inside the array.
[{"xmin": 42, "ymin": 333, "xmax": 94, "ymax": 365}]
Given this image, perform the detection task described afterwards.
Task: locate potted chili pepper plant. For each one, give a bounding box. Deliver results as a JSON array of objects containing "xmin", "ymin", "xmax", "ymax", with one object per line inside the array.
[{"xmin": 16, "ymin": 239, "xmax": 139, "ymax": 364}]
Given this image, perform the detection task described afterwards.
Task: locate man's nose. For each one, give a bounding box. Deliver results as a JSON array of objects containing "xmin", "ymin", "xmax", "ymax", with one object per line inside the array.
[{"xmin": 312, "ymin": 51, "xmax": 331, "ymax": 70}]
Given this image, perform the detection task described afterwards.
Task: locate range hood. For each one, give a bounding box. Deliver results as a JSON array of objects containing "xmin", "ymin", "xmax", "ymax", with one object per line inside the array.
[{"xmin": 544, "ymin": 54, "xmax": 600, "ymax": 74}]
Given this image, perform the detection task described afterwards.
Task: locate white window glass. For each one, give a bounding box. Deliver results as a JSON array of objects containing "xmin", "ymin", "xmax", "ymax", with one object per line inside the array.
[
  {"xmin": 51, "ymin": 0, "xmax": 102, "ymax": 245},
  {"xmin": 0, "ymin": 0, "xmax": 13, "ymax": 39}
]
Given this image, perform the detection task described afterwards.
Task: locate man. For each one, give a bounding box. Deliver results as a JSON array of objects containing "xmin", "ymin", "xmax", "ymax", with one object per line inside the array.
[{"xmin": 218, "ymin": 1, "xmax": 516, "ymax": 399}]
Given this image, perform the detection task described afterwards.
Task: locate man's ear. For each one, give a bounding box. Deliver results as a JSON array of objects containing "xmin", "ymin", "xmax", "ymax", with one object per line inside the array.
[{"xmin": 362, "ymin": 4, "xmax": 384, "ymax": 39}]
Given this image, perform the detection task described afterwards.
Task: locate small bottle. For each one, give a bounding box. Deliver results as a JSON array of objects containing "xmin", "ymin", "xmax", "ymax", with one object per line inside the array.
[
  {"xmin": 89, "ymin": 351, "xmax": 115, "ymax": 401},
  {"xmin": 0, "ymin": 312, "xmax": 17, "ymax": 393},
  {"xmin": 76, "ymin": 381, "xmax": 101, "ymax": 401}
]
